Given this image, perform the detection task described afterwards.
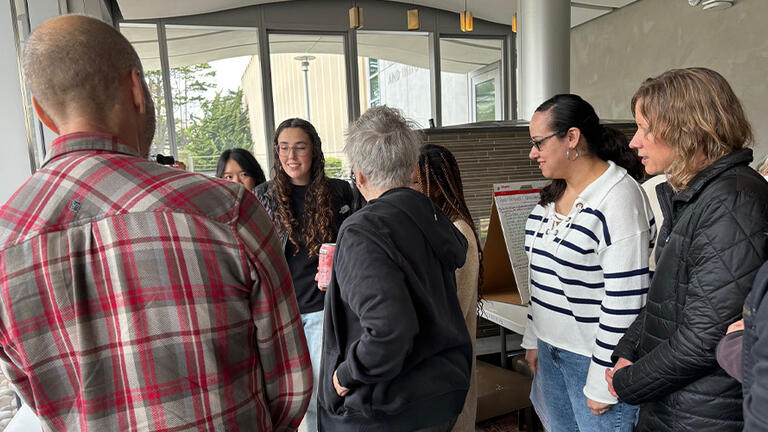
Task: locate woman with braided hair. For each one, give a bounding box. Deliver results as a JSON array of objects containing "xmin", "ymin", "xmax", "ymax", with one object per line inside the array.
[
  {"xmin": 254, "ymin": 118, "xmax": 353, "ymax": 431},
  {"xmin": 412, "ymin": 143, "xmax": 482, "ymax": 432}
]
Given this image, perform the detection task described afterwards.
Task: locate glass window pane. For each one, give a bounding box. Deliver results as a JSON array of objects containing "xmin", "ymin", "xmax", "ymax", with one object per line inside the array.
[
  {"xmin": 368, "ymin": 58, "xmax": 379, "ymax": 75},
  {"xmin": 164, "ymin": 25, "xmax": 265, "ymax": 176},
  {"xmin": 474, "ymin": 79, "xmax": 496, "ymax": 122},
  {"xmin": 269, "ymin": 34, "xmax": 348, "ymax": 178},
  {"xmin": 370, "ymin": 75, "xmax": 380, "ymax": 102},
  {"xmin": 440, "ymin": 38, "xmax": 503, "ymax": 126},
  {"xmin": 357, "ymin": 32, "xmax": 431, "ymax": 128},
  {"xmin": 121, "ymin": 23, "xmax": 171, "ymax": 160},
  {"xmin": 14, "ymin": 0, "xmax": 46, "ymax": 169}
]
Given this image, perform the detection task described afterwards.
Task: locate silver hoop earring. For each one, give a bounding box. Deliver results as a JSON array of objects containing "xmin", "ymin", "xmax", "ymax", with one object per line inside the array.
[{"xmin": 566, "ymin": 148, "xmax": 580, "ymax": 162}]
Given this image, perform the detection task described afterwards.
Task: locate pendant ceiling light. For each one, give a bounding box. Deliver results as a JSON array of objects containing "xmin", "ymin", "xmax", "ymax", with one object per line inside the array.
[
  {"xmin": 349, "ymin": 2, "xmax": 363, "ymax": 29},
  {"xmin": 408, "ymin": 7, "xmax": 420, "ymax": 30},
  {"xmin": 460, "ymin": 0, "xmax": 474, "ymax": 32},
  {"xmin": 702, "ymin": 0, "xmax": 734, "ymax": 10}
]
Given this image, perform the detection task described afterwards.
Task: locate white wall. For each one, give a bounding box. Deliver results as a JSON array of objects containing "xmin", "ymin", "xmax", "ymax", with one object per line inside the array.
[{"xmin": 571, "ymin": 0, "xmax": 768, "ymax": 166}]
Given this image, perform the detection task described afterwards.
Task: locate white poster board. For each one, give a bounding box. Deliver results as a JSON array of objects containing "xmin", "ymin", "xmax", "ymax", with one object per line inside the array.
[{"xmin": 492, "ymin": 181, "xmax": 547, "ymax": 304}]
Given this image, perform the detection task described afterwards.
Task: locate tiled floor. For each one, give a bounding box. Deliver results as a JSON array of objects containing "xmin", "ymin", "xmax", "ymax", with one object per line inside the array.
[{"xmin": 477, "ymin": 412, "xmax": 521, "ymax": 432}]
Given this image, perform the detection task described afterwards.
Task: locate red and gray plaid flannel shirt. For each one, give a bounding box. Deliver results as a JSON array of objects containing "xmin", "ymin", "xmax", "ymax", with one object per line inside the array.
[{"xmin": 0, "ymin": 133, "xmax": 311, "ymax": 431}]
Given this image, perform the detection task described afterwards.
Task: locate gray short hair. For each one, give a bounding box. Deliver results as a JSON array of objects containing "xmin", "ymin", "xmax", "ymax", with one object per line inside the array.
[{"xmin": 345, "ymin": 106, "xmax": 421, "ymax": 189}]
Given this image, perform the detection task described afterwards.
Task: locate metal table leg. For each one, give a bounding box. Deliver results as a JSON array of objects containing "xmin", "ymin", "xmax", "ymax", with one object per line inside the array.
[{"xmin": 500, "ymin": 325, "xmax": 508, "ymax": 369}]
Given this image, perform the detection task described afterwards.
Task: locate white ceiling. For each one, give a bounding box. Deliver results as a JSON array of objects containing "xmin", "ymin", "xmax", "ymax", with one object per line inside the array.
[{"xmin": 118, "ymin": 0, "xmax": 640, "ymax": 28}]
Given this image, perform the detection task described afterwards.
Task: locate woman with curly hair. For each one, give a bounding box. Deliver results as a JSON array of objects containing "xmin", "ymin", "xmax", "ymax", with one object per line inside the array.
[
  {"xmin": 412, "ymin": 143, "xmax": 482, "ymax": 432},
  {"xmin": 254, "ymin": 118, "xmax": 353, "ymax": 432}
]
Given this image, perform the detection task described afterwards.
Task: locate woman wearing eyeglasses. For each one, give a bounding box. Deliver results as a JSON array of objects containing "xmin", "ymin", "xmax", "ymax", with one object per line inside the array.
[
  {"xmin": 522, "ymin": 94, "xmax": 654, "ymax": 431},
  {"xmin": 254, "ymin": 118, "xmax": 353, "ymax": 432}
]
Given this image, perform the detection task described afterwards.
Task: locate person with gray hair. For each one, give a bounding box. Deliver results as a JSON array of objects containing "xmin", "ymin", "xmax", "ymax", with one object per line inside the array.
[{"xmin": 318, "ymin": 106, "xmax": 473, "ymax": 431}]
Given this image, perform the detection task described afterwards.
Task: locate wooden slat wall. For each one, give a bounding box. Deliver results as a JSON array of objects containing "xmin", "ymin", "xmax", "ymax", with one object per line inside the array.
[{"xmin": 421, "ymin": 123, "xmax": 638, "ymax": 236}]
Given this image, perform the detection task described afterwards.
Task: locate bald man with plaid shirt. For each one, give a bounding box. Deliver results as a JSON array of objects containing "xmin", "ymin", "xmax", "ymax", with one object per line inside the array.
[{"xmin": 0, "ymin": 15, "xmax": 311, "ymax": 431}]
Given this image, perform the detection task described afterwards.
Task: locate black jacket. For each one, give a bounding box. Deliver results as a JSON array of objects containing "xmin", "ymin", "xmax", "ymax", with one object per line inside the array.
[
  {"xmin": 612, "ymin": 149, "xmax": 768, "ymax": 431},
  {"xmin": 253, "ymin": 178, "xmax": 354, "ymax": 249},
  {"xmin": 318, "ymin": 188, "xmax": 472, "ymax": 431},
  {"xmin": 744, "ymin": 260, "xmax": 768, "ymax": 431}
]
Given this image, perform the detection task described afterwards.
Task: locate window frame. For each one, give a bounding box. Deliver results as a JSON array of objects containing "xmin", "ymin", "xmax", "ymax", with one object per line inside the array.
[{"xmin": 119, "ymin": 1, "xmax": 515, "ymax": 175}]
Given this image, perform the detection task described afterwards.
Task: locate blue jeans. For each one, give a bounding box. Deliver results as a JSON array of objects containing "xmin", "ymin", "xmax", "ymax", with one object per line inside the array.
[
  {"xmin": 301, "ymin": 310, "xmax": 324, "ymax": 432},
  {"xmin": 532, "ymin": 339, "xmax": 637, "ymax": 432}
]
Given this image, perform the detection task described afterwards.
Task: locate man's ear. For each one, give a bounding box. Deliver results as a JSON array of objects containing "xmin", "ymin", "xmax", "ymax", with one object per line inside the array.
[
  {"xmin": 355, "ymin": 170, "xmax": 368, "ymax": 189},
  {"xmin": 32, "ymin": 97, "xmax": 59, "ymax": 134},
  {"xmin": 128, "ymin": 68, "xmax": 147, "ymax": 115}
]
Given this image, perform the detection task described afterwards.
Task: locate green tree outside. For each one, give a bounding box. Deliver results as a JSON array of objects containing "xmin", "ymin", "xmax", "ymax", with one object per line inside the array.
[
  {"xmin": 145, "ymin": 63, "xmax": 256, "ymax": 174},
  {"xmin": 144, "ymin": 63, "xmax": 217, "ymax": 155},
  {"xmin": 325, "ymin": 157, "xmax": 344, "ymax": 178},
  {"xmin": 185, "ymin": 88, "xmax": 252, "ymax": 172}
]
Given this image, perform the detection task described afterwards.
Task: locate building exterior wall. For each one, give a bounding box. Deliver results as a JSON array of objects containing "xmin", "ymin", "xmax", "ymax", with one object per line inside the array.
[
  {"xmin": 242, "ymin": 52, "xmax": 350, "ymax": 173},
  {"xmin": 571, "ymin": 0, "xmax": 768, "ymax": 165},
  {"xmin": 242, "ymin": 53, "xmax": 477, "ymax": 175}
]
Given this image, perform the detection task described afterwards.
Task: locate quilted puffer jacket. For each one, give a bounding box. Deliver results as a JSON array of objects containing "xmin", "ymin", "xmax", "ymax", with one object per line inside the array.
[
  {"xmin": 612, "ymin": 149, "xmax": 768, "ymax": 431},
  {"xmin": 743, "ymin": 261, "xmax": 768, "ymax": 431}
]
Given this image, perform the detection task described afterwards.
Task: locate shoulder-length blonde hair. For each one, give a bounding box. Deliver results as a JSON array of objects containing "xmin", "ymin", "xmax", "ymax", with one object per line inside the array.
[{"xmin": 631, "ymin": 67, "xmax": 753, "ymax": 190}]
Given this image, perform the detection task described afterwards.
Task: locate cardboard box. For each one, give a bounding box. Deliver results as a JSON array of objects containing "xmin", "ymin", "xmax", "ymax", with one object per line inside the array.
[
  {"xmin": 480, "ymin": 197, "xmax": 524, "ymax": 304},
  {"xmin": 476, "ymin": 360, "xmax": 533, "ymax": 422},
  {"xmin": 480, "ymin": 182, "xmax": 547, "ymax": 306}
]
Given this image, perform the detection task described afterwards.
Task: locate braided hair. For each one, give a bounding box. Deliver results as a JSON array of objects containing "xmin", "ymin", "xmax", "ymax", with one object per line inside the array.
[{"xmin": 415, "ymin": 144, "xmax": 484, "ymax": 304}]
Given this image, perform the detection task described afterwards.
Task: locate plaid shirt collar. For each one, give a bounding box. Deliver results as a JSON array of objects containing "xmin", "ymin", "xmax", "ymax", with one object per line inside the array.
[{"xmin": 43, "ymin": 132, "xmax": 140, "ymax": 168}]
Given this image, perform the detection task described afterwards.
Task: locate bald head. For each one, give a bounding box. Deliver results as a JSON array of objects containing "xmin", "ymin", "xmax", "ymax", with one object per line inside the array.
[{"xmin": 23, "ymin": 15, "xmax": 143, "ymax": 124}]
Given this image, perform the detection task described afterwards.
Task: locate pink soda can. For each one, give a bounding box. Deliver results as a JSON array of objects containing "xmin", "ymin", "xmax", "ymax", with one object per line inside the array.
[{"xmin": 317, "ymin": 243, "xmax": 336, "ymax": 288}]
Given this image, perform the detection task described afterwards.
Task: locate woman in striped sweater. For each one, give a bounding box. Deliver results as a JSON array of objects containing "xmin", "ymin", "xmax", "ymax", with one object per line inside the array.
[{"xmin": 521, "ymin": 94, "xmax": 654, "ymax": 431}]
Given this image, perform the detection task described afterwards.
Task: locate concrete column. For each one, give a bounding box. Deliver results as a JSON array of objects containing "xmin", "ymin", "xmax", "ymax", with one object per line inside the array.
[{"xmin": 518, "ymin": 0, "xmax": 570, "ymax": 120}]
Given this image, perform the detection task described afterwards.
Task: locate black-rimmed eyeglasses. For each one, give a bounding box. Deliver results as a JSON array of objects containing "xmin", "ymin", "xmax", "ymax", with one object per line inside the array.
[{"xmin": 530, "ymin": 132, "xmax": 559, "ymax": 151}]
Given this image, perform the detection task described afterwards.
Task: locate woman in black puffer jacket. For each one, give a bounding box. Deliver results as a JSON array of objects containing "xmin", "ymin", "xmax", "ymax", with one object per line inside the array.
[{"xmin": 605, "ymin": 67, "xmax": 768, "ymax": 431}]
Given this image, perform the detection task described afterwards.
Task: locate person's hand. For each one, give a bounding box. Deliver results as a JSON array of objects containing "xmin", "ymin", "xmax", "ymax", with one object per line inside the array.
[
  {"xmin": 333, "ymin": 370, "xmax": 349, "ymax": 397},
  {"xmin": 605, "ymin": 357, "xmax": 633, "ymax": 397},
  {"xmin": 727, "ymin": 319, "xmax": 744, "ymax": 334},
  {"xmin": 315, "ymin": 273, "xmax": 327, "ymax": 291},
  {"xmin": 525, "ymin": 349, "xmax": 538, "ymax": 375},
  {"xmin": 587, "ymin": 398, "xmax": 612, "ymax": 416}
]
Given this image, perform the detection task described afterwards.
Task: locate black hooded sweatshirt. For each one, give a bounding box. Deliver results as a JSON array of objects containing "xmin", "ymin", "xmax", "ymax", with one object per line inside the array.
[{"xmin": 318, "ymin": 187, "xmax": 472, "ymax": 431}]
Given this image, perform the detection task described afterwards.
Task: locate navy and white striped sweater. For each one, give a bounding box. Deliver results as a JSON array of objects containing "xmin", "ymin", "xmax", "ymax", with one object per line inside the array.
[{"xmin": 521, "ymin": 161, "xmax": 656, "ymax": 404}]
